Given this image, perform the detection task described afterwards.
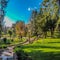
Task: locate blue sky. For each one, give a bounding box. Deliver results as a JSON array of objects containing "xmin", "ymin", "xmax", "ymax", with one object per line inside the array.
[{"xmin": 4, "ymin": 0, "xmax": 43, "ymax": 27}]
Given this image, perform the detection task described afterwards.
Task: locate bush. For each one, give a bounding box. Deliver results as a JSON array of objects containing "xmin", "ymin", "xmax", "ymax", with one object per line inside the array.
[
  {"xmin": 15, "ymin": 49, "xmax": 32, "ymax": 60},
  {"xmin": 3, "ymin": 38, "xmax": 7, "ymax": 44},
  {"xmin": 0, "ymin": 45, "xmax": 7, "ymax": 49},
  {"xmin": 2, "ymin": 38, "xmax": 11, "ymax": 44}
]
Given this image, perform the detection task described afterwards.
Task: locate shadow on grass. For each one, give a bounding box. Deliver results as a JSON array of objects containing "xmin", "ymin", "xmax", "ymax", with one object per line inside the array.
[
  {"xmin": 21, "ymin": 45, "xmax": 60, "ymax": 49},
  {"xmin": 27, "ymin": 50, "xmax": 60, "ymax": 60},
  {"xmin": 48, "ymin": 42, "xmax": 60, "ymax": 43},
  {"xmin": 15, "ymin": 45, "xmax": 60, "ymax": 60}
]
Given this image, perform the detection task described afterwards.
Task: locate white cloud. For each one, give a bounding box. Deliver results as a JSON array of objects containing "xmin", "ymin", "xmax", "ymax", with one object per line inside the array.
[
  {"xmin": 28, "ymin": 8, "xmax": 31, "ymax": 11},
  {"xmin": 4, "ymin": 16, "xmax": 14, "ymax": 27}
]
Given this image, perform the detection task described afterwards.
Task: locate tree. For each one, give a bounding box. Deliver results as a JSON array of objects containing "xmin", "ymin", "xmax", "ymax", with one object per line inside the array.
[
  {"xmin": 50, "ymin": 0, "xmax": 59, "ymax": 37},
  {"xmin": 8, "ymin": 30, "xmax": 12, "ymax": 39},
  {"xmin": 35, "ymin": 0, "xmax": 50, "ymax": 38},
  {"xmin": 15, "ymin": 21, "xmax": 26, "ymax": 40},
  {"xmin": 39, "ymin": 0, "xmax": 59, "ymax": 38},
  {"xmin": 30, "ymin": 10, "xmax": 38, "ymax": 36},
  {"xmin": 30, "ymin": 0, "xmax": 59, "ymax": 38},
  {"xmin": 0, "ymin": 0, "xmax": 9, "ymax": 38}
]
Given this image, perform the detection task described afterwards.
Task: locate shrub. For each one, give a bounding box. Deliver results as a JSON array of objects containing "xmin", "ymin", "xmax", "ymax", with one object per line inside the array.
[
  {"xmin": 15, "ymin": 49, "xmax": 32, "ymax": 60},
  {"xmin": 3, "ymin": 38, "xmax": 7, "ymax": 44}
]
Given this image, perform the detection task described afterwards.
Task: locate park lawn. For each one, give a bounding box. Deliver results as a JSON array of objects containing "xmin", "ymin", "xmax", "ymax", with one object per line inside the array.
[
  {"xmin": 0, "ymin": 37, "xmax": 27, "ymax": 48},
  {"xmin": 16, "ymin": 38, "xmax": 60, "ymax": 60}
]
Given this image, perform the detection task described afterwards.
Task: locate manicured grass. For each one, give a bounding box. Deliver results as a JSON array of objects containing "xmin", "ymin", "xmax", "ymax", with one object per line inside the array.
[{"xmin": 15, "ymin": 38, "xmax": 60, "ymax": 60}]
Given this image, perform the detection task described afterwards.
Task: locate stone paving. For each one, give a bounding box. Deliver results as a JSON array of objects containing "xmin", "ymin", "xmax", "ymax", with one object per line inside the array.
[{"xmin": 0, "ymin": 46, "xmax": 16, "ymax": 60}]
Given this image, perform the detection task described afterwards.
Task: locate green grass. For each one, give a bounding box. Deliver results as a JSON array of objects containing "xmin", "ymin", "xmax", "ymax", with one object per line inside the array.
[
  {"xmin": 15, "ymin": 38, "xmax": 60, "ymax": 60},
  {"xmin": 0, "ymin": 37, "xmax": 27, "ymax": 48}
]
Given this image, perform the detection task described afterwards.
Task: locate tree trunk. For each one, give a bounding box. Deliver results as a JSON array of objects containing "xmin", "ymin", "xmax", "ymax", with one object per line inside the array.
[
  {"xmin": 20, "ymin": 35, "xmax": 22, "ymax": 41},
  {"xmin": 51, "ymin": 28, "xmax": 54, "ymax": 38},
  {"xmin": 44, "ymin": 32, "xmax": 47, "ymax": 38},
  {"xmin": 29, "ymin": 34, "xmax": 30, "ymax": 43}
]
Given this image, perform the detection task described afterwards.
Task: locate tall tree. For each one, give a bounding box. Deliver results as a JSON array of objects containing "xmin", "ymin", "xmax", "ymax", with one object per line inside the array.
[
  {"xmin": 30, "ymin": 0, "xmax": 59, "ymax": 38},
  {"xmin": 0, "ymin": 0, "xmax": 9, "ymax": 38},
  {"xmin": 39, "ymin": 0, "xmax": 59, "ymax": 37},
  {"xmin": 15, "ymin": 21, "xmax": 26, "ymax": 40},
  {"xmin": 30, "ymin": 10, "xmax": 38, "ymax": 36}
]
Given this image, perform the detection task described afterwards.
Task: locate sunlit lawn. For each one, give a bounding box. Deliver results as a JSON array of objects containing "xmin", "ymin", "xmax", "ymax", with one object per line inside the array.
[
  {"xmin": 0, "ymin": 37, "xmax": 26, "ymax": 49},
  {"xmin": 16, "ymin": 38, "xmax": 60, "ymax": 60}
]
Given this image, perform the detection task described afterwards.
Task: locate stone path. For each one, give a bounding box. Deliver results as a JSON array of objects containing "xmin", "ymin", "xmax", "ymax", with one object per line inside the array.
[
  {"xmin": 21, "ymin": 37, "xmax": 37, "ymax": 45},
  {"xmin": 0, "ymin": 46, "xmax": 15, "ymax": 60},
  {"xmin": 0, "ymin": 37, "xmax": 37, "ymax": 60}
]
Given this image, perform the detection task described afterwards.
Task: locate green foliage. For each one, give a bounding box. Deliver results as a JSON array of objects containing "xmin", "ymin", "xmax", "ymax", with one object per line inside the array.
[
  {"xmin": 30, "ymin": 0, "xmax": 60, "ymax": 38},
  {"xmin": 0, "ymin": 0, "xmax": 9, "ymax": 38},
  {"xmin": 15, "ymin": 49, "xmax": 32, "ymax": 60},
  {"xmin": 0, "ymin": 44, "xmax": 7, "ymax": 49},
  {"xmin": 8, "ymin": 30, "xmax": 12, "ymax": 37},
  {"xmin": 3, "ymin": 38, "xmax": 7, "ymax": 44}
]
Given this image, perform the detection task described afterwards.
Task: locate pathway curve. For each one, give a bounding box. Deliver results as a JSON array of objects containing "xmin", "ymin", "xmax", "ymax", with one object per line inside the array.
[{"xmin": 0, "ymin": 37, "xmax": 37, "ymax": 60}]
